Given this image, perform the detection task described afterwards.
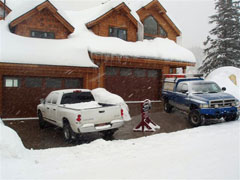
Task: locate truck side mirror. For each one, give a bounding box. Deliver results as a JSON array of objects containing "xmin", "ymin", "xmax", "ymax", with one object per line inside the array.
[
  {"xmin": 40, "ymin": 98, "xmax": 45, "ymax": 104},
  {"xmin": 222, "ymin": 87, "xmax": 226, "ymax": 91}
]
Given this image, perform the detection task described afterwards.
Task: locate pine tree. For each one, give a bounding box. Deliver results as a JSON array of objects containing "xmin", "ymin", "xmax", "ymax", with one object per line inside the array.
[{"xmin": 199, "ymin": 0, "xmax": 240, "ymax": 75}]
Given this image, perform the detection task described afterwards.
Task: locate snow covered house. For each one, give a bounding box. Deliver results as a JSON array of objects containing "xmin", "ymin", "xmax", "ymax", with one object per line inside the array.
[{"xmin": 0, "ymin": 0, "xmax": 195, "ymax": 118}]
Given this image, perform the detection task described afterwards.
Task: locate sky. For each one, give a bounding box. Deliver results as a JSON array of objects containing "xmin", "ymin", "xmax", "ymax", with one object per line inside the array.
[{"xmin": 161, "ymin": 0, "xmax": 216, "ymax": 49}]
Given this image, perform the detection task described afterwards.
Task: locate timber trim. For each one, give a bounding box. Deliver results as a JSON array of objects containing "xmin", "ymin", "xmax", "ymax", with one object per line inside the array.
[
  {"xmin": 9, "ymin": 0, "xmax": 74, "ymax": 33},
  {"xmin": 89, "ymin": 52, "xmax": 195, "ymax": 69},
  {"xmin": 137, "ymin": 0, "xmax": 181, "ymax": 36},
  {"xmin": 0, "ymin": 1, "xmax": 11, "ymax": 13},
  {"xmin": 86, "ymin": 2, "xmax": 138, "ymax": 29}
]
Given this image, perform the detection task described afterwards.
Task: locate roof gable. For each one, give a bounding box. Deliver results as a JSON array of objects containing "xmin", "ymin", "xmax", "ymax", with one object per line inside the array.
[
  {"xmin": 86, "ymin": 2, "xmax": 138, "ymax": 29},
  {"xmin": 137, "ymin": 0, "xmax": 181, "ymax": 36},
  {"xmin": 0, "ymin": 0, "xmax": 12, "ymax": 19},
  {"xmin": 9, "ymin": 0, "xmax": 74, "ymax": 33}
]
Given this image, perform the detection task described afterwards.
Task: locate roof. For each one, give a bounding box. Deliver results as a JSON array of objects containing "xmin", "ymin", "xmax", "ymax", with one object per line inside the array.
[
  {"xmin": 9, "ymin": 0, "xmax": 74, "ymax": 33},
  {"xmin": 0, "ymin": 0, "xmax": 12, "ymax": 19},
  {"xmin": 0, "ymin": 0, "xmax": 196, "ymax": 68}
]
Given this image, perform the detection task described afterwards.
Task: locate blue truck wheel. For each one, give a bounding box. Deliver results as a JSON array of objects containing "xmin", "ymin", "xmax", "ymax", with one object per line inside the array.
[
  {"xmin": 188, "ymin": 110, "xmax": 202, "ymax": 127},
  {"xmin": 163, "ymin": 100, "xmax": 173, "ymax": 113}
]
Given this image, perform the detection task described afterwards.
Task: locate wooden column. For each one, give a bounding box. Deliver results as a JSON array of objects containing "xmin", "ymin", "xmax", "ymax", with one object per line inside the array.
[
  {"xmin": 0, "ymin": 74, "xmax": 2, "ymax": 117},
  {"xmin": 99, "ymin": 61, "xmax": 105, "ymax": 88},
  {"xmin": 162, "ymin": 66, "xmax": 170, "ymax": 75},
  {"xmin": 183, "ymin": 67, "xmax": 186, "ymax": 73}
]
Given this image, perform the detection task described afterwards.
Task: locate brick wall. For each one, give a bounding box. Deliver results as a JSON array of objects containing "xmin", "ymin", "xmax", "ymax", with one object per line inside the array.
[
  {"xmin": 14, "ymin": 8, "xmax": 70, "ymax": 39},
  {"xmin": 90, "ymin": 9, "xmax": 138, "ymax": 42},
  {"xmin": 137, "ymin": 8, "xmax": 178, "ymax": 42}
]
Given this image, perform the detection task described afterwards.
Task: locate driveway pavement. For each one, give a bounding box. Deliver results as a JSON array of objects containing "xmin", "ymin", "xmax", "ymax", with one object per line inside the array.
[{"xmin": 4, "ymin": 103, "xmax": 192, "ymax": 149}]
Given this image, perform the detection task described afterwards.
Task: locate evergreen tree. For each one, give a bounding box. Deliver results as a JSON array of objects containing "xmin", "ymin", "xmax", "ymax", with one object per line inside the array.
[{"xmin": 199, "ymin": 0, "xmax": 240, "ymax": 75}]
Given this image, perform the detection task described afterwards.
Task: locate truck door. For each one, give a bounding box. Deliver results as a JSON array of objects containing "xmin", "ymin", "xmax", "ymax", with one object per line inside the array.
[
  {"xmin": 49, "ymin": 93, "xmax": 59, "ymax": 125},
  {"xmin": 175, "ymin": 83, "xmax": 189, "ymax": 111}
]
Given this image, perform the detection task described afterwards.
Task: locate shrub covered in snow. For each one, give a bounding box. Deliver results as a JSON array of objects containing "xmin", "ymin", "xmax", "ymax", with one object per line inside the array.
[
  {"xmin": 0, "ymin": 118, "xmax": 27, "ymax": 159},
  {"xmin": 206, "ymin": 66, "xmax": 240, "ymax": 100}
]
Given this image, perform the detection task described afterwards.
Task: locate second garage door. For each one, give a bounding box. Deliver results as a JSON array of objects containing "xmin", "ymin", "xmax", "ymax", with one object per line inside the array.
[{"xmin": 105, "ymin": 67, "xmax": 162, "ymax": 101}]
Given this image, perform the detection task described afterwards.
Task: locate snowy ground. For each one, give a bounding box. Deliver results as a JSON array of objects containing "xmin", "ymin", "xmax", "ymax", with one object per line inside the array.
[{"xmin": 1, "ymin": 119, "xmax": 239, "ymax": 179}]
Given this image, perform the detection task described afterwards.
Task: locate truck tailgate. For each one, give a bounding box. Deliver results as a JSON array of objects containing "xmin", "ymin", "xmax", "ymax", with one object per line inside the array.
[{"xmin": 81, "ymin": 105, "xmax": 121, "ymax": 125}]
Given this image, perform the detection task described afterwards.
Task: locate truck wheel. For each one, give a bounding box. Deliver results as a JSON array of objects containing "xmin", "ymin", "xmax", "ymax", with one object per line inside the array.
[
  {"xmin": 163, "ymin": 100, "xmax": 173, "ymax": 113},
  {"xmin": 63, "ymin": 122, "xmax": 76, "ymax": 143},
  {"xmin": 102, "ymin": 129, "xmax": 116, "ymax": 140},
  {"xmin": 38, "ymin": 111, "xmax": 46, "ymax": 129},
  {"xmin": 225, "ymin": 113, "xmax": 239, "ymax": 122},
  {"xmin": 188, "ymin": 110, "xmax": 202, "ymax": 127}
]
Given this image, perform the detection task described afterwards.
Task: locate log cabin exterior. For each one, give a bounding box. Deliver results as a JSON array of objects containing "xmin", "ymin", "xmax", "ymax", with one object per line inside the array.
[
  {"xmin": 0, "ymin": 0, "xmax": 195, "ymax": 118},
  {"xmin": 0, "ymin": 1, "xmax": 11, "ymax": 20}
]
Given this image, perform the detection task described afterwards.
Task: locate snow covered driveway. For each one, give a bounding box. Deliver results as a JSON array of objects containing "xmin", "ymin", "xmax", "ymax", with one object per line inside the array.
[{"xmin": 1, "ymin": 119, "xmax": 239, "ymax": 179}]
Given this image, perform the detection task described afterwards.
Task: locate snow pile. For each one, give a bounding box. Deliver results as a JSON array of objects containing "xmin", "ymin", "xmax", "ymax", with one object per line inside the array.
[
  {"xmin": 92, "ymin": 88, "xmax": 131, "ymax": 121},
  {"xmin": 1, "ymin": 120, "xmax": 239, "ymax": 179},
  {"xmin": 206, "ymin": 66, "xmax": 240, "ymax": 100},
  {"xmin": 63, "ymin": 101, "xmax": 102, "ymax": 110},
  {"xmin": 0, "ymin": 118, "xmax": 27, "ymax": 159}
]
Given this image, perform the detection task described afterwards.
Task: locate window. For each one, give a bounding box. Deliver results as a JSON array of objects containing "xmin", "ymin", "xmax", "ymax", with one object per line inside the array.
[
  {"xmin": 106, "ymin": 67, "xmax": 119, "ymax": 76},
  {"xmin": 31, "ymin": 30, "xmax": 55, "ymax": 39},
  {"xmin": 61, "ymin": 92, "xmax": 95, "ymax": 104},
  {"xmin": 134, "ymin": 69, "xmax": 146, "ymax": 77},
  {"xmin": 25, "ymin": 77, "xmax": 42, "ymax": 87},
  {"xmin": 176, "ymin": 82, "xmax": 188, "ymax": 93},
  {"xmin": 120, "ymin": 68, "xmax": 132, "ymax": 76},
  {"xmin": 65, "ymin": 79, "xmax": 82, "ymax": 89},
  {"xmin": 148, "ymin": 70, "xmax": 158, "ymax": 78},
  {"xmin": 163, "ymin": 82, "xmax": 175, "ymax": 91},
  {"xmin": 46, "ymin": 78, "xmax": 62, "ymax": 88},
  {"xmin": 51, "ymin": 93, "xmax": 59, "ymax": 104},
  {"xmin": 45, "ymin": 94, "xmax": 52, "ymax": 104},
  {"xmin": 4, "ymin": 77, "xmax": 20, "ymax": 87},
  {"xmin": 143, "ymin": 16, "xmax": 167, "ymax": 39},
  {"xmin": 109, "ymin": 27, "xmax": 127, "ymax": 41}
]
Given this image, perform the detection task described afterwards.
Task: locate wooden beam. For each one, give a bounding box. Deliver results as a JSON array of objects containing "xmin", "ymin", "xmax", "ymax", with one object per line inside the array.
[{"xmin": 0, "ymin": 74, "xmax": 2, "ymax": 117}]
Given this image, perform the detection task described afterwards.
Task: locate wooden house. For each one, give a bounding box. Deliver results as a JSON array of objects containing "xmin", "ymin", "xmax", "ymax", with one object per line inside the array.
[{"xmin": 0, "ymin": 0, "xmax": 195, "ymax": 118}]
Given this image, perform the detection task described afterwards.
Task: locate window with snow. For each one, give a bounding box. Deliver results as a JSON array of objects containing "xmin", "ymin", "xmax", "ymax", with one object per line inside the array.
[
  {"xmin": 109, "ymin": 27, "xmax": 127, "ymax": 41},
  {"xmin": 30, "ymin": 30, "xmax": 55, "ymax": 39},
  {"xmin": 143, "ymin": 16, "xmax": 167, "ymax": 39},
  {"xmin": 0, "ymin": 7, "xmax": 8, "ymax": 18}
]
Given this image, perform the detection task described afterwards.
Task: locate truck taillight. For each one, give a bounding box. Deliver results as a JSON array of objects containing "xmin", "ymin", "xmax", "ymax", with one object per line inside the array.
[
  {"xmin": 76, "ymin": 115, "xmax": 81, "ymax": 122},
  {"xmin": 121, "ymin": 109, "xmax": 124, "ymax": 118}
]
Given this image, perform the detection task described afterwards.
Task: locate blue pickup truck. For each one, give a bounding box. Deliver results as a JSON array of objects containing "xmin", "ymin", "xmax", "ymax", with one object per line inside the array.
[{"xmin": 162, "ymin": 74, "xmax": 239, "ymax": 127}]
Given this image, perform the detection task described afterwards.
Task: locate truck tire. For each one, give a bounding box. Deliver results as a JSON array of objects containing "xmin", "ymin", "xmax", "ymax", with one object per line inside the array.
[
  {"xmin": 188, "ymin": 110, "xmax": 202, "ymax": 127},
  {"xmin": 102, "ymin": 129, "xmax": 116, "ymax": 140},
  {"xmin": 163, "ymin": 100, "xmax": 173, "ymax": 113},
  {"xmin": 225, "ymin": 113, "xmax": 239, "ymax": 122},
  {"xmin": 38, "ymin": 111, "xmax": 46, "ymax": 129},
  {"xmin": 63, "ymin": 122, "xmax": 76, "ymax": 143}
]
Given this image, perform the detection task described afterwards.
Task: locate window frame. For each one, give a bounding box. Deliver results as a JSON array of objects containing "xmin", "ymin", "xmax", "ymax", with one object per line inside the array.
[
  {"xmin": 4, "ymin": 77, "xmax": 20, "ymax": 88},
  {"xmin": 109, "ymin": 27, "xmax": 128, "ymax": 41},
  {"xmin": 30, "ymin": 30, "xmax": 55, "ymax": 39}
]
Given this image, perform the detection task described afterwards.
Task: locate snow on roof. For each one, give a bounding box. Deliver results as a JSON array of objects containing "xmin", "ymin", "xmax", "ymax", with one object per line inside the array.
[{"xmin": 0, "ymin": 0, "xmax": 196, "ymax": 67}]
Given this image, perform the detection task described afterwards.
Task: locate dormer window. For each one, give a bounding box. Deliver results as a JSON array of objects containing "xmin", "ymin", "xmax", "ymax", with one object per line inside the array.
[
  {"xmin": 109, "ymin": 27, "xmax": 127, "ymax": 41},
  {"xmin": 30, "ymin": 30, "xmax": 55, "ymax": 39},
  {"xmin": 143, "ymin": 16, "xmax": 167, "ymax": 39},
  {"xmin": 0, "ymin": 6, "xmax": 7, "ymax": 18}
]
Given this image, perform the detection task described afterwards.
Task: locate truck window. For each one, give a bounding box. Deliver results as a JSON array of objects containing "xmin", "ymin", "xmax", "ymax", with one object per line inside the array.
[
  {"xmin": 176, "ymin": 82, "xmax": 188, "ymax": 93},
  {"xmin": 163, "ymin": 82, "xmax": 175, "ymax": 91},
  {"xmin": 52, "ymin": 93, "xmax": 59, "ymax": 104},
  {"xmin": 61, "ymin": 92, "xmax": 95, "ymax": 104},
  {"xmin": 45, "ymin": 94, "xmax": 52, "ymax": 104}
]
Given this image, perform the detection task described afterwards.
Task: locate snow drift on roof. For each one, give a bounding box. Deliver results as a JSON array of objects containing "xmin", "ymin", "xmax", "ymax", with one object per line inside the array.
[{"xmin": 0, "ymin": 0, "xmax": 196, "ymax": 67}]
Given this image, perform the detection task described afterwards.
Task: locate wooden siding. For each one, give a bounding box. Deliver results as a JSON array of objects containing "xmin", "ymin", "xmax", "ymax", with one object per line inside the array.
[
  {"xmin": 12, "ymin": 8, "xmax": 71, "ymax": 39},
  {"xmin": 89, "ymin": 9, "xmax": 138, "ymax": 42},
  {"xmin": 0, "ymin": 63, "xmax": 98, "ymax": 118}
]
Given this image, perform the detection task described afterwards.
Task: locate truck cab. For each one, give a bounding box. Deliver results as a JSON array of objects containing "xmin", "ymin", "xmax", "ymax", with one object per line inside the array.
[{"xmin": 162, "ymin": 74, "xmax": 239, "ymax": 127}]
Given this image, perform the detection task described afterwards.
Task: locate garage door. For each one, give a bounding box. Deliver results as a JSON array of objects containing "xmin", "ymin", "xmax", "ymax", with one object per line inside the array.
[
  {"xmin": 2, "ymin": 76, "xmax": 83, "ymax": 118},
  {"xmin": 105, "ymin": 67, "xmax": 162, "ymax": 101}
]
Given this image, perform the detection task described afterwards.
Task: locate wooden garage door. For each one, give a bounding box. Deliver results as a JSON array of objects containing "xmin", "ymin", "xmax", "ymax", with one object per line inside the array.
[
  {"xmin": 105, "ymin": 67, "xmax": 161, "ymax": 101},
  {"xmin": 2, "ymin": 76, "xmax": 83, "ymax": 118}
]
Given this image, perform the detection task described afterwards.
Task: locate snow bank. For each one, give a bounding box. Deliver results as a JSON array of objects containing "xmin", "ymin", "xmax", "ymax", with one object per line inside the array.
[
  {"xmin": 0, "ymin": 118, "xmax": 27, "ymax": 159},
  {"xmin": 2, "ymin": 120, "xmax": 240, "ymax": 179},
  {"xmin": 91, "ymin": 88, "xmax": 131, "ymax": 121},
  {"xmin": 206, "ymin": 66, "xmax": 240, "ymax": 100}
]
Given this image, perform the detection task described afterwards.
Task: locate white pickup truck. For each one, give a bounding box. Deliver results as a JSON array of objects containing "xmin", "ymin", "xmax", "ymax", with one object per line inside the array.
[{"xmin": 37, "ymin": 89, "xmax": 124, "ymax": 142}]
